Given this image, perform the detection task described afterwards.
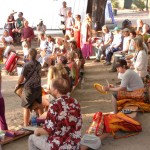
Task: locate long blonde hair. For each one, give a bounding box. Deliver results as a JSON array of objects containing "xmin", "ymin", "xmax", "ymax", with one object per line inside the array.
[
  {"xmin": 134, "ymin": 37, "xmax": 144, "ymax": 51},
  {"xmin": 47, "ymin": 66, "xmax": 60, "ymax": 89}
]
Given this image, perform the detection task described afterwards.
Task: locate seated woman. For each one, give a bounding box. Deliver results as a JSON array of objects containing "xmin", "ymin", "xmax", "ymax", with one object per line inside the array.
[
  {"xmin": 103, "ymin": 59, "xmax": 144, "ymax": 113},
  {"xmin": 70, "ymin": 40, "xmax": 85, "ymax": 78},
  {"xmin": 42, "ymin": 66, "xmax": 61, "ymax": 110},
  {"xmin": 129, "ymin": 37, "xmax": 148, "ymax": 78},
  {"xmin": 0, "ymin": 29, "xmax": 15, "ymax": 58},
  {"xmin": 55, "ymin": 63, "xmax": 71, "ymax": 92},
  {"xmin": 52, "ymin": 37, "xmax": 66, "ymax": 56},
  {"xmin": 28, "ymin": 78, "xmax": 82, "ymax": 150},
  {"xmin": 67, "ymin": 51, "xmax": 79, "ymax": 86},
  {"xmin": 57, "ymin": 55, "xmax": 73, "ymax": 90}
]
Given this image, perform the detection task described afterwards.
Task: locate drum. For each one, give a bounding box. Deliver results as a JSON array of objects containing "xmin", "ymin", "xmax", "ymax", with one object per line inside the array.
[{"xmin": 5, "ymin": 52, "xmax": 20, "ymax": 72}]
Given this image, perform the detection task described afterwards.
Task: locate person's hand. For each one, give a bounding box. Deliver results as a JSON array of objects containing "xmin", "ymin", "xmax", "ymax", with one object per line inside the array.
[
  {"xmin": 109, "ymin": 84, "xmax": 114, "ymax": 88},
  {"xmin": 103, "ymin": 86, "xmax": 109, "ymax": 91}
]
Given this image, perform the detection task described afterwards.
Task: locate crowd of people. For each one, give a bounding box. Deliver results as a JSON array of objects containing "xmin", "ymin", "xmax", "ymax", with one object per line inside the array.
[{"xmin": 0, "ymin": 1, "xmax": 150, "ymax": 150}]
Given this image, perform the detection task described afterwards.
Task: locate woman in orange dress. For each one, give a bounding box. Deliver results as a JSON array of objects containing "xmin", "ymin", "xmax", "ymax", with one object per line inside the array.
[{"xmin": 73, "ymin": 15, "xmax": 81, "ymax": 48}]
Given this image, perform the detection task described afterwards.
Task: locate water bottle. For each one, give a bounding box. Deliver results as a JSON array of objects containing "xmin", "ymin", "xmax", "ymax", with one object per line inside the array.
[{"xmin": 31, "ymin": 110, "xmax": 37, "ymax": 126}]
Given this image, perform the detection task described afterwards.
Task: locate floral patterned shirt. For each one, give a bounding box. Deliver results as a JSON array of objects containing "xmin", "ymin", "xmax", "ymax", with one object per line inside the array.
[{"xmin": 44, "ymin": 95, "xmax": 82, "ymax": 150}]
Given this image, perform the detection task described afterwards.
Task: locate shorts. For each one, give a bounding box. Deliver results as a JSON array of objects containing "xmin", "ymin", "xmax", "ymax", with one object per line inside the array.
[{"xmin": 21, "ymin": 86, "xmax": 42, "ymax": 109}]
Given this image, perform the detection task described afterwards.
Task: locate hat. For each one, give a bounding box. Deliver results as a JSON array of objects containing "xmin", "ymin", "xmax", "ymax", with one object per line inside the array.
[
  {"xmin": 123, "ymin": 28, "xmax": 130, "ymax": 32},
  {"xmin": 80, "ymin": 134, "xmax": 101, "ymax": 150},
  {"xmin": 113, "ymin": 26, "xmax": 121, "ymax": 31},
  {"xmin": 60, "ymin": 56, "xmax": 68, "ymax": 64},
  {"xmin": 115, "ymin": 59, "xmax": 127, "ymax": 68}
]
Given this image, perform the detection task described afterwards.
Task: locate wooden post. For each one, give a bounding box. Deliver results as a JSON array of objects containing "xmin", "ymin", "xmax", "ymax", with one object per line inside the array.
[{"xmin": 91, "ymin": 0, "xmax": 107, "ymax": 31}]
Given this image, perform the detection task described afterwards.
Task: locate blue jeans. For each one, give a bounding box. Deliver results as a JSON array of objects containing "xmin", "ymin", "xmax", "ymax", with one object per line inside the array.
[
  {"xmin": 93, "ymin": 46, "xmax": 102, "ymax": 60},
  {"xmin": 105, "ymin": 47, "xmax": 119, "ymax": 62}
]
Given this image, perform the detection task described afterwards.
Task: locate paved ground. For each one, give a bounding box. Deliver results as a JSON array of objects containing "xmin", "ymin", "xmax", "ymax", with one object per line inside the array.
[{"xmin": 1, "ymin": 9, "xmax": 150, "ymax": 150}]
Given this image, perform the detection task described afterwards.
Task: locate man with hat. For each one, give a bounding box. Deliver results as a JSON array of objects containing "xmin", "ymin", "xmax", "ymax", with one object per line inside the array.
[
  {"xmin": 104, "ymin": 26, "xmax": 123, "ymax": 65},
  {"xmin": 104, "ymin": 59, "xmax": 144, "ymax": 113}
]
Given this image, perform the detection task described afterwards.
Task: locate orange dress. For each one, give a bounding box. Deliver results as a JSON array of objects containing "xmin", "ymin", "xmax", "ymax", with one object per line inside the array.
[{"xmin": 74, "ymin": 21, "xmax": 81, "ymax": 48}]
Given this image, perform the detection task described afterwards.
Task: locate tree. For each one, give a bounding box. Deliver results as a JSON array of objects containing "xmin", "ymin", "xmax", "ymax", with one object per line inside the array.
[{"xmin": 87, "ymin": 0, "xmax": 107, "ymax": 31}]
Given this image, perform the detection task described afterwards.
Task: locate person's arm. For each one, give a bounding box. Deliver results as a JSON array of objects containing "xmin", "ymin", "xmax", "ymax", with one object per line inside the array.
[
  {"xmin": 104, "ymin": 32, "xmax": 113, "ymax": 46},
  {"xmin": 17, "ymin": 75, "xmax": 24, "ymax": 85},
  {"xmin": 104, "ymin": 84, "xmax": 126, "ymax": 92},
  {"xmin": 34, "ymin": 128, "xmax": 49, "ymax": 136}
]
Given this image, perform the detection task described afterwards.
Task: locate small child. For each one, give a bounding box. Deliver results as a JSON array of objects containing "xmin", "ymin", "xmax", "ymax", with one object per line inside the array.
[{"xmin": 22, "ymin": 40, "xmax": 29, "ymax": 62}]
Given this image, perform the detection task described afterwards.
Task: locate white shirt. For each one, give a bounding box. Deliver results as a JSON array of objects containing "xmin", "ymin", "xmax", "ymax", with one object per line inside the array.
[
  {"xmin": 123, "ymin": 36, "xmax": 130, "ymax": 52},
  {"xmin": 0, "ymin": 36, "xmax": 13, "ymax": 43},
  {"xmin": 121, "ymin": 69, "xmax": 144, "ymax": 91},
  {"xmin": 40, "ymin": 40, "xmax": 47, "ymax": 50},
  {"xmin": 60, "ymin": 7, "xmax": 71, "ymax": 18},
  {"xmin": 65, "ymin": 17, "xmax": 74, "ymax": 29},
  {"xmin": 133, "ymin": 50, "xmax": 148, "ymax": 78},
  {"xmin": 111, "ymin": 33, "xmax": 122, "ymax": 48}
]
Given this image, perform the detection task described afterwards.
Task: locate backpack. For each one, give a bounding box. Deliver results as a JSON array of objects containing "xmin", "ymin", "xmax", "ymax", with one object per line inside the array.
[{"xmin": 87, "ymin": 112, "xmax": 142, "ymax": 139}]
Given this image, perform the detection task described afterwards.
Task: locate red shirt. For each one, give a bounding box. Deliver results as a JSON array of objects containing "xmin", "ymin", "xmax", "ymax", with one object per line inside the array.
[
  {"xmin": 44, "ymin": 95, "xmax": 82, "ymax": 150},
  {"xmin": 21, "ymin": 27, "xmax": 34, "ymax": 41}
]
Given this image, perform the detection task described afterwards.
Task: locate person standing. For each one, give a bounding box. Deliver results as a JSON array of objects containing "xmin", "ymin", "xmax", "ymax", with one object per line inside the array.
[
  {"xmin": 81, "ymin": 14, "xmax": 92, "ymax": 59},
  {"xmin": 37, "ymin": 19, "xmax": 46, "ymax": 45},
  {"xmin": 73, "ymin": 15, "xmax": 81, "ymax": 48},
  {"xmin": 65, "ymin": 10, "xmax": 75, "ymax": 37},
  {"xmin": 21, "ymin": 20, "xmax": 34, "ymax": 48},
  {"xmin": 0, "ymin": 67, "xmax": 8, "ymax": 130},
  {"xmin": 59, "ymin": 1, "xmax": 71, "ymax": 35},
  {"xmin": 16, "ymin": 48, "xmax": 42, "ymax": 126}
]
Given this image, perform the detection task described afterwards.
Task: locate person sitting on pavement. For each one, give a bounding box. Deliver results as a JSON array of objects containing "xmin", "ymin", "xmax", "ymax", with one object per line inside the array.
[
  {"xmin": 93, "ymin": 25, "xmax": 113, "ymax": 62},
  {"xmin": 135, "ymin": 19, "xmax": 150, "ymax": 35},
  {"xmin": 12, "ymin": 12, "xmax": 26, "ymax": 44},
  {"xmin": 6, "ymin": 10, "xmax": 16, "ymax": 38},
  {"xmin": 109, "ymin": 28, "xmax": 131, "ymax": 72},
  {"xmin": 42, "ymin": 66, "xmax": 61, "ymax": 111},
  {"xmin": 104, "ymin": 26, "xmax": 123, "ymax": 65},
  {"xmin": 38, "ymin": 33, "xmax": 51, "ymax": 67},
  {"xmin": 37, "ymin": 19, "xmax": 46, "ymax": 45},
  {"xmin": 128, "ymin": 37, "xmax": 148, "ymax": 78},
  {"xmin": 0, "ymin": 29, "xmax": 15, "ymax": 58},
  {"xmin": 12, "ymin": 12, "xmax": 26, "ymax": 34},
  {"xmin": 70, "ymin": 40, "xmax": 85, "ymax": 79},
  {"xmin": 67, "ymin": 51, "xmax": 79, "ymax": 87},
  {"xmin": 21, "ymin": 20, "xmax": 34, "ymax": 48},
  {"xmin": 28, "ymin": 78, "xmax": 82, "ymax": 150},
  {"xmin": 57, "ymin": 55, "xmax": 73, "ymax": 90},
  {"xmin": 103, "ymin": 59, "xmax": 144, "ymax": 113}
]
